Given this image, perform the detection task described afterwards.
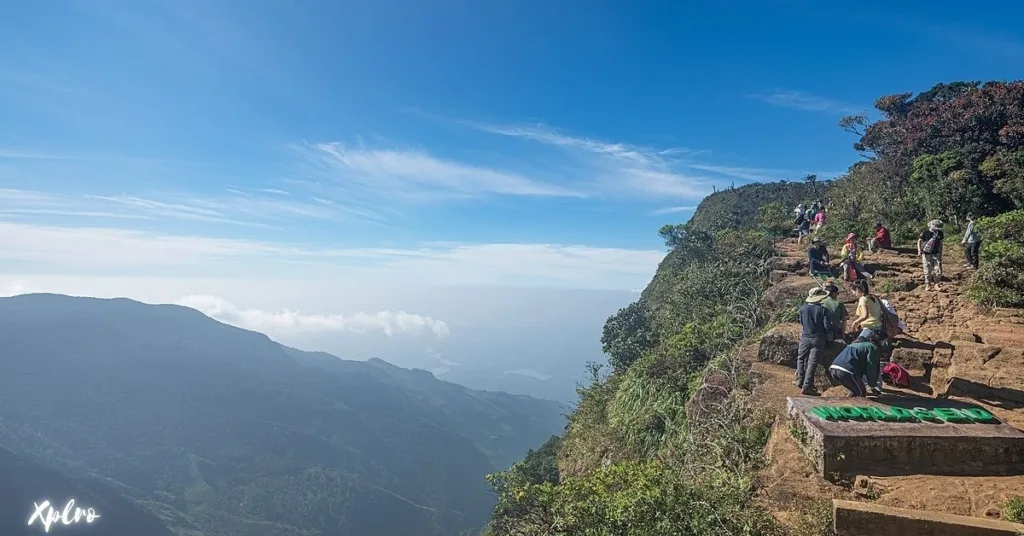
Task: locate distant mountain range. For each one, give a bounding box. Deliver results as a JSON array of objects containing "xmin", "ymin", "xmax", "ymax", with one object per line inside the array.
[{"xmin": 0, "ymin": 294, "xmax": 566, "ymax": 536}]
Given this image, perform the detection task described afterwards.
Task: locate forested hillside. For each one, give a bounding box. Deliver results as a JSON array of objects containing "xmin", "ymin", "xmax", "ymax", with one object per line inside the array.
[
  {"xmin": 485, "ymin": 81, "xmax": 1024, "ymax": 535},
  {"xmin": 0, "ymin": 294, "xmax": 565, "ymax": 536}
]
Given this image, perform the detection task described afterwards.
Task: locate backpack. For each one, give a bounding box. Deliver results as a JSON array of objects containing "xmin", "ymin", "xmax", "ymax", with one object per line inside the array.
[
  {"xmin": 922, "ymin": 231, "xmax": 940, "ymax": 254},
  {"xmin": 882, "ymin": 362, "xmax": 911, "ymax": 388},
  {"xmin": 879, "ymin": 298, "xmax": 901, "ymax": 338},
  {"xmin": 794, "ymin": 213, "xmax": 805, "ymax": 225}
]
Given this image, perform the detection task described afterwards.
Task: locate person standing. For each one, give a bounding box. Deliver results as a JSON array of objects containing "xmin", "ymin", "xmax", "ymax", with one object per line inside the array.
[
  {"xmin": 822, "ymin": 283, "xmax": 848, "ymax": 341},
  {"xmin": 962, "ymin": 213, "xmax": 981, "ymax": 269},
  {"xmin": 813, "ymin": 208, "xmax": 827, "ymax": 233},
  {"xmin": 795, "ymin": 287, "xmax": 833, "ymax": 396},
  {"xmin": 918, "ymin": 220, "xmax": 945, "ymax": 290},
  {"xmin": 797, "ymin": 212, "xmax": 811, "ymax": 246},
  {"xmin": 829, "ymin": 331, "xmax": 884, "ymax": 398}
]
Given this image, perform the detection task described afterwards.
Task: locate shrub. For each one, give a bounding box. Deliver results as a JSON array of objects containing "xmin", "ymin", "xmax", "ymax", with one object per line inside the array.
[
  {"xmin": 969, "ymin": 210, "xmax": 1024, "ymax": 308},
  {"xmin": 1004, "ymin": 496, "xmax": 1024, "ymax": 523}
]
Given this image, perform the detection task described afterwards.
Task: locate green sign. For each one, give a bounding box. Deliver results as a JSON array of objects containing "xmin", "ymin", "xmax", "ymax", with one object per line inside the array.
[{"xmin": 809, "ymin": 405, "xmax": 999, "ymax": 424}]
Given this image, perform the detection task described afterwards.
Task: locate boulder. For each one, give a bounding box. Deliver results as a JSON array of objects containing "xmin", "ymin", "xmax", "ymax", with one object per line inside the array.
[
  {"xmin": 762, "ymin": 279, "xmax": 813, "ymax": 309},
  {"xmin": 758, "ymin": 324, "xmax": 802, "ymax": 366},
  {"xmin": 769, "ymin": 256, "xmax": 807, "ymax": 272},
  {"xmin": 943, "ymin": 343, "xmax": 1024, "ymax": 405},
  {"xmin": 757, "ymin": 323, "xmax": 844, "ymax": 373},
  {"xmin": 890, "ymin": 346, "xmax": 933, "ymax": 371},
  {"xmin": 769, "ymin": 270, "xmax": 793, "ymax": 283}
]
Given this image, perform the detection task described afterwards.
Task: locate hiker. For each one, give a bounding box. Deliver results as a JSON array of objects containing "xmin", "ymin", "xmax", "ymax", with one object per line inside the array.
[
  {"xmin": 849, "ymin": 279, "xmax": 885, "ymax": 395},
  {"xmin": 813, "ymin": 207, "xmax": 827, "ymax": 233},
  {"xmin": 867, "ymin": 222, "xmax": 891, "ymax": 253},
  {"xmin": 918, "ymin": 219, "xmax": 945, "ymax": 290},
  {"xmin": 828, "ymin": 331, "xmax": 884, "ymax": 398},
  {"xmin": 822, "ymin": 282, "xmax": 848, "ymax": 341},
  {"xmin": 808, "ymin": 237, "xmax": 831, "ymax": 275},
  {"xmin": 796, "ymin": 211, "xmax": 811, "ymax": 245},
  {"xmin": 840, "ymin": 233, "xmax": 872, "ymax": 281},
  {"xmin": 962, "ymin": 213, "xmax": 981, "ymax": 270},
  {"xmin": 795, "ymin": 287, "xmax": 833, "ymax": 396}
]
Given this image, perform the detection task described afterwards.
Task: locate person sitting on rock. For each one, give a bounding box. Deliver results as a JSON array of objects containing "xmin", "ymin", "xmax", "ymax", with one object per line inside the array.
[
  {"xmin": 828, "ymin": 330, "xmax": 883, "ymax": 398},
  {"xmin": 795, "ymin": 287, "xmax": 833, "ymax": 396},
  {"xmin": 808, "ymin": 237, "xmax": 831, "ymax": 275},
  {"xmin": 840, "ymin": 233, "xmax": 872, "ymax": 281},
  {"xmin": 822, "ymin": 282, "xmax": 847, "ymax": 341},
  {"xmin": 849, "ymin": 279, "xmax": 885, "ymax": 395},
  {"xmin": 867, "ymin": 221, "xmax": 891, "ymax": 253}
]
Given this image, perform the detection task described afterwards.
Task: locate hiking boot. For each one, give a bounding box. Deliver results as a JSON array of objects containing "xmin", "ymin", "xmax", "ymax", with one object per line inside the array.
[{"xmin": 801, "ymin": 388, "xmax": 820, "ymax": 397}]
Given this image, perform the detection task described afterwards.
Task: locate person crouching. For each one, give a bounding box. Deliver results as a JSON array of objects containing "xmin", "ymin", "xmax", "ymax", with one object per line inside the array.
[{"xmin": 828, "ymin": 330, "xmax": 884, "ymax": 397}]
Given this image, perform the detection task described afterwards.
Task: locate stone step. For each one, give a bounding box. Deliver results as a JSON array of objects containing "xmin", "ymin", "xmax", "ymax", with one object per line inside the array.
[
  {"xmin": 787, "ymin": 396, "xmax": 1024, "ymax": 478},
  {"xmin": 941, "ymin": 343, "xmax": 1024, "ymax": 406},
  {"xmin": 833, "ymin": 499, "xmax": 1024, "ymax": 536}
]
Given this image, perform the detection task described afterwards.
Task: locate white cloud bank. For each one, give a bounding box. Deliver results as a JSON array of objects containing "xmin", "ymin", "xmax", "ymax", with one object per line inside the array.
[
  {"xmin": 177, "ymin": 294, "xmax": 450, "ymax": 338},
  {"xmin": 0, "ymin": 221, "xmax": 664, "ymax": 290}
]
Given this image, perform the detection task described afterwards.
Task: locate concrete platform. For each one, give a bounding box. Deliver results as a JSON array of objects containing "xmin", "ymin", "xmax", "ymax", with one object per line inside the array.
[
  {"xmin": 787, "ymin": 396, "xmax": 1024, "ymax": 477},
  {"xmin": 834, "ymin": 500, "xmax": 1024, "ymax": 536}
]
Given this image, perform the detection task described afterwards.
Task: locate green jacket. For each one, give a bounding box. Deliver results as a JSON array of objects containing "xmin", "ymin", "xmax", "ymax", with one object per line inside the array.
[{"xmin": 822, "ymin": 297, "xmax": 847, "ymax": 338}]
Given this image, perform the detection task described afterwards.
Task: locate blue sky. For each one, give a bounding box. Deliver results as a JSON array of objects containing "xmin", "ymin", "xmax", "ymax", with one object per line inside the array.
[{"xmin": 2, "ymin": 0, "xmax": 1024, "ymax": 315}]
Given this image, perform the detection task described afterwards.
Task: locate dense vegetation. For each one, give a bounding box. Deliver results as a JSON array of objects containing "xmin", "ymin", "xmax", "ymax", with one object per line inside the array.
[
  {"xmin": 825, "ymin": 81, "xmax": 1024, "ymax": 305},
  {"xmin": 486, "ymin": 80, "xmax": 1024, "ymax": 535},
  {"xmin": 487, "ymin": 217, "xmax": 786, "ymax": 535},
  {"xmin": 0, "ymin": 294, "xmax": 565, "ymax": 536}
]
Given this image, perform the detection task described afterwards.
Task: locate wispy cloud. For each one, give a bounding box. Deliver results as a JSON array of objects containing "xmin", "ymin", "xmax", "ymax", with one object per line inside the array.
[
  {"xmin": 749, "ymin": 90, "xmax": 863, "ymax": 115},
  {"xmin": 469, "ymin": 121, "xmax": 831, "ymax": 199},
  {"xmin": 0, "ymin": 221, "xmax": 664, "ymax": 290},
  {"xmin": 298, "ymin": 142, "xmax": 586, "ymax": 201},
  {"xmin": 470, "ymin": 122, "xmax": 718, "ymax": 199},
  {"xmin": 650, "ymin": 205, "xmax": 697, "ymax": 216},
  {"xmin": 0, "ymin": 188, "xmax": 388, "ymax": 229},
  {"xmin": 177, "ymin": 295, "xmax": 450, "ymax": 338}
]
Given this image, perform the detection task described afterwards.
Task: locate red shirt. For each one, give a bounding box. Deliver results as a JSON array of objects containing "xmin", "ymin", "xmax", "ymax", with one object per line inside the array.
[{"xmin": 874, "ymin": 227, "xmax": 891, "ymax": 248}]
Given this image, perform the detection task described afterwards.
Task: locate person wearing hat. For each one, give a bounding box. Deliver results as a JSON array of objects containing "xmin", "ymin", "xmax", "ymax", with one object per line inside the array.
[
  {"xmin": 795, "ymin": 286, "xmax": 833, "ymax": 396},
  {"xmin": 840, "ymin": 233, "xmax": 872, "ymax": 281},
  {"xmin": 918, "ymin": 219, "xmax": 945, "ymax": 290},
  {"xmin": 808, "ymin": 236, "xmax": 831, "ymax": 275},
  {"xmin": 821, "ymin": 282, "xmax": 848, "ymax": 341}
]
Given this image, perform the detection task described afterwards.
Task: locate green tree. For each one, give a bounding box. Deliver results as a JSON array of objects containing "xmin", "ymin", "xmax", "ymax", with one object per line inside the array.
[{"xmin": 600, "ymin": 301, "xmax": 659, "ymax": 373}]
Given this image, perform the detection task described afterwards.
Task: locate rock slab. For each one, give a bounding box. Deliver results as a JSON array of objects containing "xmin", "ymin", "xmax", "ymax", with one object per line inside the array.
[
  {"xmin": 834, "ymin": 499, "xmax": 1024, "ymax": 536},
  {"xmin": 787, "ymin": 396, "xmax": 1024, "ymax": 478}
]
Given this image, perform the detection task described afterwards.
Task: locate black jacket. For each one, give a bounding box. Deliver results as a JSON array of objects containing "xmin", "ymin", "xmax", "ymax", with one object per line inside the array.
[{"xmin": 799, "ymin": 302, "xmax": 832, "ymax": 339}]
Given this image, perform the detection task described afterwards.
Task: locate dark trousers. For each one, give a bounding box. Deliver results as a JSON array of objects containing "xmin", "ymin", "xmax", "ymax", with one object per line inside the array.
[
  {"xmin": 795, "ymin": 336, "xmax": 825, "ymax": 391},
  {"xmin": 964, "ymin": 241, "xmax": 981, "ymax": 268},
  {"xmin": 830, "ymin": 367, "xmax": 866, "ymax": 397}
]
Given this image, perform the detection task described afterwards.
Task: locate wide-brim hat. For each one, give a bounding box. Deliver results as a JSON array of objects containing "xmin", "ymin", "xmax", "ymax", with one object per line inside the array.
[
  {"xmin": 811, "ymin": 236, "xmax": 822, "ymax": 243},
  {"xmin": 845, "ymin": 232, "xmax": 857, "ymax": 241},
  {"xmin": 806, "ymin": 287, "xmax": 829, "ymax": 303},
  {"xmin": 928, "ymin": 219, "xmax": 944, "ymax": 230}
]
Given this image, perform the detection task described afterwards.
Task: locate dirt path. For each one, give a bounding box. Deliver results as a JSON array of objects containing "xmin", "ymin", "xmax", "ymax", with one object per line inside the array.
[{"xmin": 748, "ymin": 237, "xmax": 1024, "ymax": 528}]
